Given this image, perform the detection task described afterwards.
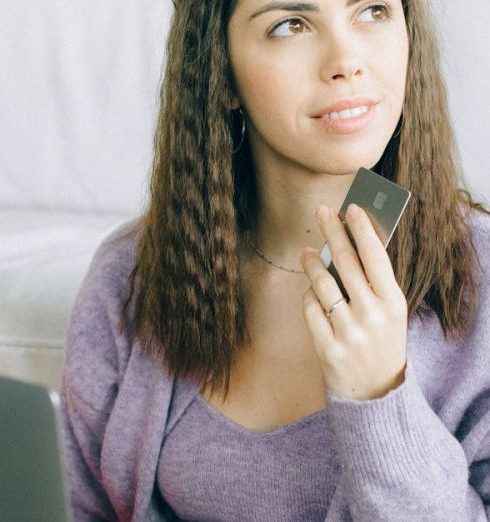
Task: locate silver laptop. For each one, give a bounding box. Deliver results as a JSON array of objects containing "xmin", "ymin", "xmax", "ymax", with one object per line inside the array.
[{"xmin": 0, "ymin": 375, "xmax": 71, "ymax": 522}]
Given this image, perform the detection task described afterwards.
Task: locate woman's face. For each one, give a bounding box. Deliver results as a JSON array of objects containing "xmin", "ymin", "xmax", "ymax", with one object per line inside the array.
[{"xmin": 227, "ymin": 0, "xmax": 409, "ymax": 175}]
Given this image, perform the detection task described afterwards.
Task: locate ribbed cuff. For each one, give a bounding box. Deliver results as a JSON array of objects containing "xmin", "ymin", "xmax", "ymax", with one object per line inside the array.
[{"xmin": 325, "ymin": 355, "xmax": 458, "ymax": 490}]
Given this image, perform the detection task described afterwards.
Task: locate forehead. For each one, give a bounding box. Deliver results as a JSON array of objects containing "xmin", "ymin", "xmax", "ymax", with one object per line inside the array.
[
  {"xmin": 229, "ymin": 0, "xmax": 406, "ymax": 28},
  {"xmin": 233, "ymin": 0, "xmax": 365, "ymax": 16}
]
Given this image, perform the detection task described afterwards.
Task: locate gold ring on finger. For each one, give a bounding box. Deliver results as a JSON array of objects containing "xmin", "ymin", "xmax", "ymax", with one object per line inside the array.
[{"xmin": 325, "ymin": 297, "xmax": 348, "ymax": 319}]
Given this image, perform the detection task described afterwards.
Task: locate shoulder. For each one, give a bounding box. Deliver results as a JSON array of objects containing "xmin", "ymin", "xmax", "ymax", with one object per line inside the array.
[
  {"xmin": 469, "ymin": 206, "xmax": 490, "ymax": 239},
  {"xmin": 457, "ymin": 207, "xmax": 490, "ymax": 349},
  {"xmin": 467, "ymin": 207, "xmax": 490, "ymax": 279},
  {"xmin": 84, "ymin": 217, "xmax": 143, "ymax": 295}
]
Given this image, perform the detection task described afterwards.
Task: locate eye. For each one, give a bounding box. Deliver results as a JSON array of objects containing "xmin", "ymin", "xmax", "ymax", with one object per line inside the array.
[
  {"xmin": 269, "ymin": 17, "xmax": 308, "ymax": 38},
  {"xmin": 268, "ymin": 2, "xmax": 392, "ymax": 38},
  {"xmin": 357, "ymin": 3, "xmax": 392, "ymax": 23}
]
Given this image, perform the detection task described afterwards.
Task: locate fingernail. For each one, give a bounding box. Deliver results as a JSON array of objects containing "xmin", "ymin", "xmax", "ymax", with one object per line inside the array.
[
  {"xmin": 316, "ymin": 206, "xmax": 331, "ymax": 224},
  {"xmin": 347, "ymin": 203, "xmax": 360, "ymax": 219}
]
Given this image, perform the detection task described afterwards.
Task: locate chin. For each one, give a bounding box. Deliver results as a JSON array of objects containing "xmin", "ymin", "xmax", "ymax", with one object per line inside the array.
[
  {"xmin": 317, "ymin": 155, "xmax": 383, "ymax": 175},
  {"xmin": 322, "ymin": 139, "xmax": 387, "ymax": 167}
]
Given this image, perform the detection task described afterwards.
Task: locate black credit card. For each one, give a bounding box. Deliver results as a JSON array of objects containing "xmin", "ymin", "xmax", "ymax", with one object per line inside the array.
[{"xmin": 320, "ymin": 167, "xmax": 411, "ymax": 299}]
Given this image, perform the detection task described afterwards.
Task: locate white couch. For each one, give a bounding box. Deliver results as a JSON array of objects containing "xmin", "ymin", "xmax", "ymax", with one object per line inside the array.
[{"xmin": 1, "ymin": 1, "xmax": 488, "ymax": 392}]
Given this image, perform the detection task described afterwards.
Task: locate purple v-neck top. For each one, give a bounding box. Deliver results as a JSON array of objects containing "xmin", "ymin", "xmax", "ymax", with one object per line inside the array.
[
  {"xmin": 158, "ymin": 377, "xmax": 334, "ymax": 521},
  {"xmin": 59, "ymin": 209, "xmax": 490, "ymax": 521}
]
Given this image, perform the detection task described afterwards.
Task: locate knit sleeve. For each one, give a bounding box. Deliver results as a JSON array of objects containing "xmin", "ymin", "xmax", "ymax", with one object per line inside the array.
[
  {"xmin": 58, "ymin": 220, "xmax": 187, "ymax": 521},
  {"xmin": 321, "ymin": 210, "xmax": 490, "ymax": 521},
  {"xmin": 59, "ymin": 376, "xmax": 117, "ymax": 521},
  {"xmin": 323, "ymin": 354, "xmax": 490, "ymax": 521},
  {"xmin": 57, "ymin": 221, "xmax": 147, "ymax": 521},
  {"xmin": 58, "ymin": 230, "xmax": 126, "ymax": 521}
]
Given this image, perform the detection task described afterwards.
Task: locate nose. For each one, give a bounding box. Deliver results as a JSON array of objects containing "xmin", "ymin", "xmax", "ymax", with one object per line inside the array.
[{"xmin": 318, "ymin": 32, "xmax": 364, "ymax": 83}]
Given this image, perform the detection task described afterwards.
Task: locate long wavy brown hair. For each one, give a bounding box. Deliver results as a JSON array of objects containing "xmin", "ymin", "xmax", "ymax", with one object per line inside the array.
[{"xmin": 119, "ymin": 0, "xmax": 489, "ymax": 401}]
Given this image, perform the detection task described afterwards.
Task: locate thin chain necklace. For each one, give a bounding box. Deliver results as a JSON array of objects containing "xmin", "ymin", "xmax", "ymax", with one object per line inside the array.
[{"xmin": 244, "ymin": 231, "xmax": 323, "ymax": 274}]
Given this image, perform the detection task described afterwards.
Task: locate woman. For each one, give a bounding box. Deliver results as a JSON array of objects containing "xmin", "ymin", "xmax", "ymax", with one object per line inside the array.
[{"xmin": 59, "ymin": 0, "xmax": 490, "ymax": 520}]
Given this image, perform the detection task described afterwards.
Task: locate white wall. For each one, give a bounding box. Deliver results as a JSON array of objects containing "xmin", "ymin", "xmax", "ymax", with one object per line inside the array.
[
  {"xmin": 0, "ymin": 1, "xmax": 172, "ymax": 215},
  {"xmin": 431, "ymin": 0, "xmax": 490, "ymax": 205}
]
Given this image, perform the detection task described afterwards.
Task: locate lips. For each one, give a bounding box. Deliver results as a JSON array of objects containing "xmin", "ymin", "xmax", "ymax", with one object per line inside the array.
[{"xmin": 314, "ymin": 97, "xmax": 379, "ymax": 118}]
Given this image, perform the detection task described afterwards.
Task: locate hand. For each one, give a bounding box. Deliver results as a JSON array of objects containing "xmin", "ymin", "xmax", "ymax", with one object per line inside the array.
[{"xmin": 300, "ymin": 203, "xmax": 408, "ymax": 401}]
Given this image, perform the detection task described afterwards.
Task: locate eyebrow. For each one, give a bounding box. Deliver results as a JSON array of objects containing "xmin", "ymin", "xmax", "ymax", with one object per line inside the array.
[{"xmin": 249, "ymin": 1, "xmax": 364, "ymax": 21}]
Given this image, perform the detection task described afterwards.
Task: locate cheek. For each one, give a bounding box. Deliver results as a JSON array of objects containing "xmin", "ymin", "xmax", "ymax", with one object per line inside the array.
[
  {"xmin": 395, "ymin": 29, "xmax": 409, "ymax": 88},
  {"xmin": 233, "ymin": 48, "xmax": 306, "ymax": 117},
  {"xmin": 383, "ymin": 34, "xmax": 409, "ymax": 108}
]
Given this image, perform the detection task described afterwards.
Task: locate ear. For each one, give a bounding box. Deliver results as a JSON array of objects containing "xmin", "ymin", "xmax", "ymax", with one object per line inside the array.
[{"xmin": 231, "ymin": 95, "xmax": 241, "ymax": 111}]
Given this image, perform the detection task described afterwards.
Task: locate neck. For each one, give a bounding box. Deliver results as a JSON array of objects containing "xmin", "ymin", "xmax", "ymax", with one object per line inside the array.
[{"xmin": 243, "ymin": 171, "xmax": 355, "ymax": 274}]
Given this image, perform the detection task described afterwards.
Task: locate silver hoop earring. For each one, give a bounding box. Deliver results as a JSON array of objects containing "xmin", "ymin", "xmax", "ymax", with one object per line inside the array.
[
  {"xmin": 392, "ymin": 114, "xmax": 403, "ymax": 139},
  {"xmin": 232, "ymin": 107, "xmax": 246, "ymax": 154},
  {"xmin": 393, "ymin": 125, "xmax": 402, "ymax": 139}
]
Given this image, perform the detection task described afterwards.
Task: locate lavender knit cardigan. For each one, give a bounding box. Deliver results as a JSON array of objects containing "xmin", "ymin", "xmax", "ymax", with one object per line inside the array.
[{"xmin": 59, "ymin": 210, "xmax": 490, "ymax": 521}]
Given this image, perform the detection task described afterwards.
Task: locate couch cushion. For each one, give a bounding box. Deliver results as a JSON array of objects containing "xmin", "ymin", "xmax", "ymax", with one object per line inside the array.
[{"xmin": 0, "ymin": 209, "xmax": 131, "ymax": 389}]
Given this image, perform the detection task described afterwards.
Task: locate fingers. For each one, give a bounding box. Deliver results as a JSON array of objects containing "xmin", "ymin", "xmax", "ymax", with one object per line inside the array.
[
  {"xmin": 302, "ymin": 286, "xmax": 335, "ymax": 349},
  {"xmin": 302, "ymin": 203, "xmax": 403, "ymax": 330},
  {"xmin": 342, "ymin": 204, "xmax": 400, "ymax": 300},
  {"xmin": 301, "ymin": 249, "xmax": 351, "ymax": 333},
  {"xmin": 315, "ymin": 206, "xmax": 372, "ymax": 304}
]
